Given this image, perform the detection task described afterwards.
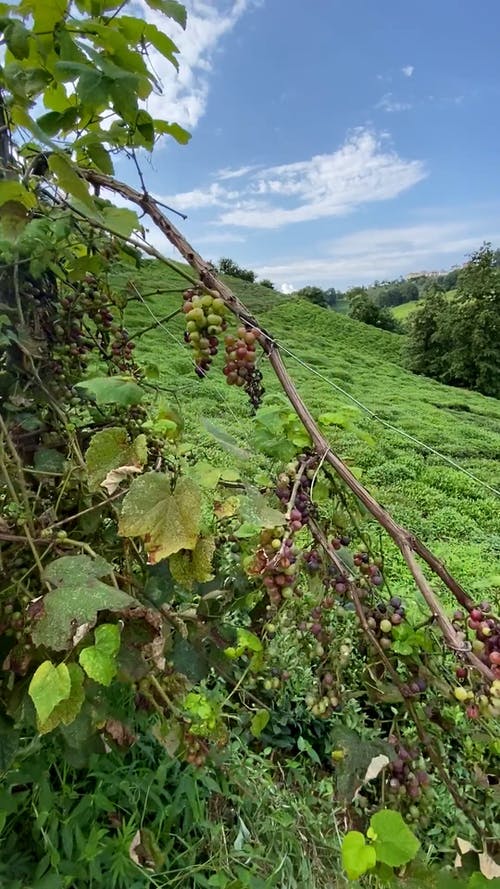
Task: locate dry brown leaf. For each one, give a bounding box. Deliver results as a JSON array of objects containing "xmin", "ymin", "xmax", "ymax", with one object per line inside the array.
[
  {"xmin": 105, "ymin": 718, "xmax": 136, "ymax": 748},
  {"xmin": 479, "ymin": 850, "xmax": 500, "ymax": 879},
  {"xmin": 101, "ymin": 464, "xmax": 142, "ymax": 495}
]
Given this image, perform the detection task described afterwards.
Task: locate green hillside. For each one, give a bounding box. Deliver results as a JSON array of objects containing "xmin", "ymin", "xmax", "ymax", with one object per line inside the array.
[
  {"xmin": 392, "ymin": 299, "xmax": 421, "ymax": 320},
  {"xmin": 120, "ymin": 259, "xmax": 500, "ymax": 602},
  {"xmin": 392, "ymin": 289, "xmax": 457, "ymax": 322}
]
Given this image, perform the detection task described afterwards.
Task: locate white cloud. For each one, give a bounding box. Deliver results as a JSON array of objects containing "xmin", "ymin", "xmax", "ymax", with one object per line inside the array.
[
  {"xmin": 139, "ymin": 0, "xmax": 257, "ymax": 130},
  {"xmin": 376, "ymin": 92, "xmax": 412, "ymax": 113},
  {"xmin": 280, "ymin": 283, "xmax": 296, "ymax": 294},
  {"xmin": 252, "ymin": 220, "xmax": 500, "ymax": 288},
  {"xmin": 402, "ymin": 65, "xmax": 414, "ymax": 78},
  {"xmin": 219, "ymin": 130, "xmax": 425, "ymax": 228},
  {"xmin": 216, "ymin": 164, "xmax": 261, "ymax": 180},
  {"xmin": 159, "ymin": 130, "xmax": 425, "ymax": 229}
]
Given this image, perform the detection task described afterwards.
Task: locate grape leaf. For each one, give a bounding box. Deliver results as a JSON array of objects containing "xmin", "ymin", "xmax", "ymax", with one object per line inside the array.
[
  {"xmin": 5, "ymin": 19, "xmax": 30, "ymax": 59},
  {"xmin": 144, "ymin": 0, "xmax": 187, "ymax": 28},
  {"xmin": 86, "ymin": 142, "xmax": 114, "ymax": 175},
  {"xmin": 101, "ymin": 206, "xmax": 140, "ymax": 237},
  {"xmin": 169, "ymin": 536, "xmax": 215, "ymax": 588},
  {"xmin": 48, "ymin": 153, "xmax": 95, "ymax": 210},
  {"xmin": 79, "ymin": 623, "xmax": 120, "ymax": 686},
  {"xmin": 250, "ymin": 709, "xmax": 269, "ymax": 738},
  {"xmin": 369, "ymin": 809, "xmax": 420, "ymax": 867},
  {"xmin": 118, "ymin": 474, "xmax": 201, "ymax": 563},
  {"xmin": 28, "ymin": 661, "xmax": 71, "ymax": 725},
  {"xmin": 341, "ymin": 831, "xmax": 377, "ymax": 881},
  {"xmin": 37, "ymin": 663, "xmax": 85, "ymax": 735},
  {"xmin": 143, "ymin": 23, "xmax": 179, "ymax": 66},
  {"xmin": 31, "ymin": 555, "xmax": 136, "ymax": 651},
  {"xmin": 85, "ymin": 427, "xmax": 147, "ymax": 491},
  {"xmin": 0, "ymin": 181, "xmax": 36, "ymax": 210},
  {"xmin": 153, "ymin": 119, "xmax": 191, "ymax": 144},
  {"xmin": 76, "ymin": 375, "xmax": 144, "ymax": 407}
]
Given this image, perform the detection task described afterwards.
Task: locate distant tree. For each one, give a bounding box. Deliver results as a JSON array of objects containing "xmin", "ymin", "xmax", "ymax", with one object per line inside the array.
[
  {"xmin": 219, "ymin": 257, "xmax": 256, "ymax": 283},
  {"xmin": 347, "ymin": 288, "xmax": 401, "ymax": 332},
  {"xmin": 296, "ymin": 286, "xmax": 328, "ymax": 308},
  {"xmin": 324, "ymin": 287, "xmax": 337, "ymax": 307},
  {"xmin": 259, "ymin": 279, "xmax": 275, "ymax": 290},
  {"xmin": 406, "ymin": 245, "xmax": 500, "ymax": 397},
  {"xmin": 406, "ymin": 287, "xmax": 450, "ymax": 378},
  {"xmin": 446, "ymin": 244, "xmax": 500, "ymax": 397},
  {"xmin": 375, "ymin": 280, "xmax": 419, "ymax": 307}
]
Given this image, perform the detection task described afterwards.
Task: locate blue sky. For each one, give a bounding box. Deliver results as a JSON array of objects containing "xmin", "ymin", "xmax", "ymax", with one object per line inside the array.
[{"xmin": 119, "ymin": 0, "xmax": 500, "ymax": 292}]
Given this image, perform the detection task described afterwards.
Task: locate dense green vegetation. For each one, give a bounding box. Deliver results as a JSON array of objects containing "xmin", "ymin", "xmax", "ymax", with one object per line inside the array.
[
  {"xmin": 1, "ymin": 1, "xmax": 500, "ymax": 887},
  {"xmin": 407, "ymin": 246, "xmax": 500, "ymax": 398}
]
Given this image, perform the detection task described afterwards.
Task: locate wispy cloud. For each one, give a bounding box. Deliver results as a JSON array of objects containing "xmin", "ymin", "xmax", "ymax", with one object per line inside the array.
[
  {"xmin": 402, "ymin": 65, "xmax": 414, "ymax": 78},
  {"xmin": 253, "ymin": 220, "xmax": 500, "ymax": 289},
  {"xmin": 376, "ymin": 92, "xmax": 412, "ymax": 113},
  {"xmin": 216, "ymin": 164, "xmax": 261, "ymax": 180},
  {"xmin": 140, "ymin": 0, "xmax": 257, "ymax": 130},
  {"xmin": 159, "ymin": 129, "xmax": 426, "ymax": 229}
]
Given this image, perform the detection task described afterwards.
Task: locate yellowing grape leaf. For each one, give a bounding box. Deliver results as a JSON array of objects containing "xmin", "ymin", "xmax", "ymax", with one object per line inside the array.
[
  {"xmin": 169, "ymin": 536, "xmax": 215, "ymax": 588},
  {"xmin": 118, "ymin": 474, "xmax": 201, "ymax": 564},
  {"xmin": 28, "ymin": 660, "xmax": 71, "ymax": 725},
  {"xmin": 85, "ymin": 427, "xmax": 147, "ymax": 491},
  {"xmin": 31, "ymin": 555, "xmax": 136, "ymax": 651},
  {"xmin": 37, "ymin": 663, "xmax": 85, "ymax": 735}
]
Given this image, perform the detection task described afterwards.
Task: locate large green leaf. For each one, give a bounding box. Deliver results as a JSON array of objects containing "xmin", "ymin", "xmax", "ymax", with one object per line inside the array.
[
  {"xmin": 101, "ymin": 206, "xmax": 140, "ymax": 238},
  {"xmin": 49, "ymin": 153, "xmax": 95, "ymax": 209},
  {"xmin": 4, "ymin": 19, "xmax": 30, "ymax": 59},
  {"xmin": 369, "ymin": 810, "xmax": 420, "ymax": 867},
  {"xmin": 0, "ymin": 181, "xmax": 36, "ymax": 210},
  {"xmin": 119, "ymin": 474, "xmax": 201, "ymax": 563},
  {"xmin": 144, "ymin": 0, "xmax": 187, "ymax": 28},
  {"xmin": 341, "ymin": 831, "xmax": 377, "ymax": 881},
  {"xmin": 37, "ymin": 108, "xmax": 78, "ymax": 136},
  {"xmin": 86, "ymin": 142, "xmax": 114, "ymax": 175},
  {"xmin": 76, "ymin": 375, "xmax": 144, "ymax": 406},
  {"xmin": 153, "ymin": 119, "xmax": 191, "ymax": 144},
  {"xmin": 143, "ymin": 23, "xmax": 179, "ymax": 66},
  {"xmin": 37, "ymin": 663, "xmax": 85, "ymax": 735},
  {"xmin": 85, "ymin": 427, "xmax": 147, "ymax": 491},
  {"xmin": 28, "ymin": 660, "xmax": 71, "ymax": 725},
  {"xmin": 79, "ymin": 623, "xmax": 120, "ymax": 686},
  {"xmin": 31, "ymin": 555, "xmax": 136, "ymax": 650}
]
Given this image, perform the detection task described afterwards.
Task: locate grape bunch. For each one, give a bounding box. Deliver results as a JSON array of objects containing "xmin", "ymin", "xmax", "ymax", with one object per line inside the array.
[
  {"xmin": 466, "ymin": 602, "xmax": 500, "ymax": 677},
  {"xmin": 182, "ymin": 288, "xmax": 227, "ymax": 377},
  {"xmin": 223, "ymin": 325, "xmax": 265, "ymax": 408},
  {"xmin": 184, "ymin": 731, "xmax": 208, "ymax": 768},
  {"xmin": 365, "ymin": 596, "xmax": 406, "ymax": 650},
  {"xmin": 353, "ymin": 549, "xmax": 384, "ymax": 588},
  {"xmin": 304, "ymin": 548, "xmax": 322, "ymax": 572},
  {"xmin": 253, "ymin": 528, "xmax": 300, "ymax": 608},
  {"xmin": 274, "ymin": 456, "xmax": 318, "ymax": 529},
  {"xmin": 387, "ymin": 735, "xmax": 431, "ymax": 806}
]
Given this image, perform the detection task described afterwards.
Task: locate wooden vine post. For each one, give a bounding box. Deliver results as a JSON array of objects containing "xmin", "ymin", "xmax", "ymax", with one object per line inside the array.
[{"xmin": 82, "ymin": 169, "xmax": 493, "ymax": 684}]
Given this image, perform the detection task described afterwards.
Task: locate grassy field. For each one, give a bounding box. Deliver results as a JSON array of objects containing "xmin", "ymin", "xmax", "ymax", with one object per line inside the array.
[
  {"xmin": 118, "ymin": 259, "xmax": 500, "ymax": 607},
  {"xmin": 392, "ymin": 299, "xmax": 421, "ymax": 321},
  {"xmin": 392, "ymin": 288, "xmax": 457, "ymax": 322}
]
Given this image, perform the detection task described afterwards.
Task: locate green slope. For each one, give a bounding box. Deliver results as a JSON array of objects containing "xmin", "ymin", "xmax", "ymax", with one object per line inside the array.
[
  {"xmin": 392, "ymin": 299, "xmax": 420, "ymax": 321},
  {"xmin": 118, "ymin": 259, "xmax": 500, "ymax": 601}
]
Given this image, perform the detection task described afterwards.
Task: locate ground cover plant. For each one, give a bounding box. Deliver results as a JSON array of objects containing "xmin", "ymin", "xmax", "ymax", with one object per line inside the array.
[{"xmin": 0, "ymin": 2, "xmax": 499, "ymax": 887}]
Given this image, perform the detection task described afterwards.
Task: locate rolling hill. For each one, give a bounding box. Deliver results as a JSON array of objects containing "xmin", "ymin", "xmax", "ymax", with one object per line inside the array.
[{"xmin": 117, "ymin": 259, "xmax": 500, "ymax": 604}]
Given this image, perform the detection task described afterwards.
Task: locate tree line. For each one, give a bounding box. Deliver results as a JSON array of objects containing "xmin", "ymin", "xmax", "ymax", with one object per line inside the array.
[{"xmin": 406, "ymin": 244, "xmax": 500, "ymax": 399}]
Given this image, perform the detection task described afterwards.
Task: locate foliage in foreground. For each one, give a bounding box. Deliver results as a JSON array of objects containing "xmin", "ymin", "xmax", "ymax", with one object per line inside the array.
[{"xmin": 0, "ymin": 1, "xmax": 499, "ymax": 887}]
